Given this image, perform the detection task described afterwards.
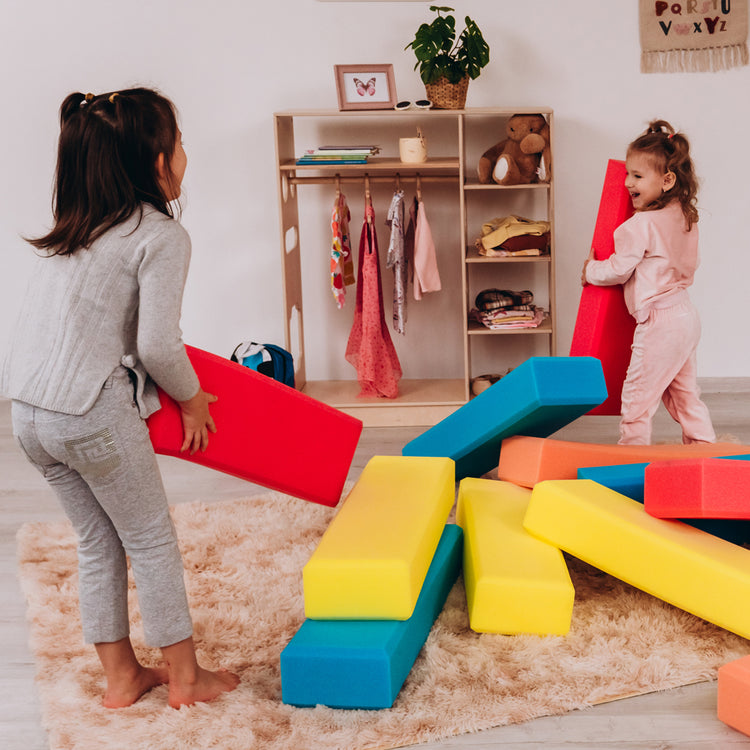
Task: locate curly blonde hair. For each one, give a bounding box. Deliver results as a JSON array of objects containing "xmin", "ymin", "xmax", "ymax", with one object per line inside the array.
[{"xmin": 627, "ymin": 119, "xmax": 699, "ymax": 229}]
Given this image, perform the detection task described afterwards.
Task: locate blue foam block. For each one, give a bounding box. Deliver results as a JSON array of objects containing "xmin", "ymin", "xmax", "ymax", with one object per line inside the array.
[
  {"xmin": 577, "ymin": 463, "xmax": 650, "ymax": 502},
  {"xmin": 403, "ymin": 357, "xmax": 607, "ymax": 480},
  {"xmin": 280, "ymin": 524, "xmax": 462, "ymax": 709},
  {"xmin": 578, "ymin": 457, "xmax": 750, "ymax": 546}
]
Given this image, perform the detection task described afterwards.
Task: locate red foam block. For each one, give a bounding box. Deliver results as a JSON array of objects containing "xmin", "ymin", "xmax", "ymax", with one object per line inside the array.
[
  {"xmin": 718, "ymin": 656, "xmax": 750, "ymax": 737},
  {"xmin": 644, "ymin": 457, "xmax": 750, "ymax": 519},
  {"xmin": 147, "ymin": 346, "xmax": 363, "ymax": 507},
  {"xmin": 570, "ymin": 159, "xmax": 635, "ymax": 415}
]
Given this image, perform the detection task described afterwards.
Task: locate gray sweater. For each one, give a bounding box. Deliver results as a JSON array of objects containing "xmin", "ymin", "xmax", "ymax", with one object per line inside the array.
[{"xmin": 0, "ymin": 205, "xmax": 200, "ymax": 417}]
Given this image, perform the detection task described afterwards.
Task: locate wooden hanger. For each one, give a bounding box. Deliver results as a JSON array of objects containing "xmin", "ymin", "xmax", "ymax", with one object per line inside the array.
[
  {"xmin": 335, "ymin": 174, "xmax": 341, "ymax": 200},
  {"xmin": 365, "ymin": 175, "xmax": 372, "ymax": 223},
  {"xmin": 395, "ymin": 172, "xmax": 402, "ymax": 192},
  {"xmin": 416, "ymin": 173, "xmax": 422, "ymax": 202}
]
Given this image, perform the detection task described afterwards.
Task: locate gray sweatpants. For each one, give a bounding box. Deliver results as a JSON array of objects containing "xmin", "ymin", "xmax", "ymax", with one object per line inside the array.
[{"xmin": 12, "ymin": 366, "xmax": 193, "ymax": 648}]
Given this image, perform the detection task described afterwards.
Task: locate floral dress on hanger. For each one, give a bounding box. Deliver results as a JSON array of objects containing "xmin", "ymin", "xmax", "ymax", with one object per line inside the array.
[
  {"xmin": 330, "ymin": 192, "xmax": 354, "ymax": 308},
  {"xmin": 345, "ymin": 202, "xmax": 402, "ymax": 398}
]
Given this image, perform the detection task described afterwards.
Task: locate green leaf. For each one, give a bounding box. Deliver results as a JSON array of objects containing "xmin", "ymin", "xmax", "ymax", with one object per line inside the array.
[{"xmin": 406, "ymin": 7, "xmax": 490, "ymax": 84}]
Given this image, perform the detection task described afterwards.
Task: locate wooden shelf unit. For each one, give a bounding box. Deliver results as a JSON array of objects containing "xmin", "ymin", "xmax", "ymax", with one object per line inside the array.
[{"xmin": 273, "ymin": 107, "xmax": 555, "ymax": 426}]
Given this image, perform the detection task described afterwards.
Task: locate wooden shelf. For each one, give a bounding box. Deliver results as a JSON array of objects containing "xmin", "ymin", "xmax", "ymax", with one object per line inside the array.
[
  {"xmin": 467, "ymin": 316, "xmax": 553, "ymax": 336},
  {"xmin": 463, "ymin": 180, "xmax": 551, "ymax": 191},
  {"xmin": 465, "ymin": 246, "xmax": 551, "ymax": 263},
  {"xmin": 274, "ymin": 107, "xmax": 555, "ymax": 427},
  {"xmin": 301, "ymin": 379, "xmax": 466, "ymax": 427},
  {"xmin": 280, "ymin": 156, "xmax": 460, "ymax": 173}
]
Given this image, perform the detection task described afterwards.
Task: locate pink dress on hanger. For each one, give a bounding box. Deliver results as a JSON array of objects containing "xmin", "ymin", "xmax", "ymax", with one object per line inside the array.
[
  {"xmin": 345, "ymin": 203, "xmax": 402, "ymax": 398},
  {"xmin": 412, "ymin": 197, "xmax": 441, "ymax": 300}
]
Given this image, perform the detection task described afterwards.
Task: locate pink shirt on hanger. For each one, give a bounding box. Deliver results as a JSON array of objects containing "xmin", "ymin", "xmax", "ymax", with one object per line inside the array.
[{"xmin": 412, "ymin": 198, "xmax": 441, "ymax": 300}]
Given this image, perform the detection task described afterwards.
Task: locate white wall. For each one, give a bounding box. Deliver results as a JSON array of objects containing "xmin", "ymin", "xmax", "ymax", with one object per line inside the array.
[{"xmin": 1, "ymin": 0, "xmax": 747, "ymax": 378}]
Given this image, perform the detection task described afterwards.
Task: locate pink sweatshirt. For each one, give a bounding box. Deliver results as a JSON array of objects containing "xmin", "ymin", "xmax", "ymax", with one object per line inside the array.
[{"xmin": 585, "ymin": 201, "xmax": 698, "ymax": 323}]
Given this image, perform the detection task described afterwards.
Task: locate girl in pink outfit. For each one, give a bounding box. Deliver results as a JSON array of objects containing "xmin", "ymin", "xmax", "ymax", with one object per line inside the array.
[{"xmin": 582, "ymin": 119, "xmax": 716, "ymax": 446}]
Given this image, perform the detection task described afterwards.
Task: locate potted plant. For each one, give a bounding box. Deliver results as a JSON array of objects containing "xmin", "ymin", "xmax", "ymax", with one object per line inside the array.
[{"xmin": 405, "ymin": 5, "xmax": 490, "ymax": 109}]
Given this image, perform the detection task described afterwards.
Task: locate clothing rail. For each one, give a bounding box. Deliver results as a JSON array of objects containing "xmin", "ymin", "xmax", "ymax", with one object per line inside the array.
[{"xmin": 288, "ymin": 173, "xmax": 458, "ymax": 186}]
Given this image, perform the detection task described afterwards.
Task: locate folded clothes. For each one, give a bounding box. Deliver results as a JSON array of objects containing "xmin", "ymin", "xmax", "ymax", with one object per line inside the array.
[
  {"xmin": 477, "ymin": 231, "xmax": 551, "ymax": 257},
  {"xmin": 475, "ymin": 288, "xmax": 533, "ymax": 312},
  {"xmin": 477, "ymin": 215, "xmax": 551, "ymax": 252},
  {"xmin": 471, "ymin": 306, "xmax": 545, "ymax": 330}
]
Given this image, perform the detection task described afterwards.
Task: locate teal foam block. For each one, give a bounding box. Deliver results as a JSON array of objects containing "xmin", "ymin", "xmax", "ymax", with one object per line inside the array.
[
  {"xmin": 577, "ymin": 463, "xmax": 650, "ymax": 502},
  {"xmin": 280, "ymin": 524, "xmax": 462, "ymax": 709},
  {"xmin": 578, "ymin": 457, "xmax": 750, "ymax": 546},
  {"xmin": 403, "ymin": 357, "xmax": 607, "ymax": 480}
]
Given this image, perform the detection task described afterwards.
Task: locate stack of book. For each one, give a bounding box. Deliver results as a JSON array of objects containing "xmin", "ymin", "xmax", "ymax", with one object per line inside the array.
[{"xmin": 295, "ymin": 145, "xmax": 380, "ymax": 166}]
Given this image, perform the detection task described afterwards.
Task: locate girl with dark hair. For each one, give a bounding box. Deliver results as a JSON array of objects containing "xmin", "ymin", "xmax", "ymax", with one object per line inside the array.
[
  {"xmin": 581, "ymin": 119, "xmax": 715, "ymax": 445},
  {"xmin": 1, "ymin": 88, "xmax": 239, "ymax": 708}
]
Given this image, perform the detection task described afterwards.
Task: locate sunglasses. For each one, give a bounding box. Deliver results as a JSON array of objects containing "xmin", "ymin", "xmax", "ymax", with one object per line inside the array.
[{"xmin": 394, "ymin": 100, "xmax": 433, "ymax": 110}]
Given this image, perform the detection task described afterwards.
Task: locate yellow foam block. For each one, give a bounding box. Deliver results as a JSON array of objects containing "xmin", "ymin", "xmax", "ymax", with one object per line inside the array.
[
  {"xmin": 456, "ymin": 478, "xmax": 574, "ymax": 635},
  {"xmin": 524, "ymin": 479, "xmax": 750, "ymax": 640},
  {"xmin": 303, "ymin": 455, "xmax": 455, "ymax": 620},
  {"xmin": 497, "ymin": 436, "xmax": 750, "ymax": 488}
]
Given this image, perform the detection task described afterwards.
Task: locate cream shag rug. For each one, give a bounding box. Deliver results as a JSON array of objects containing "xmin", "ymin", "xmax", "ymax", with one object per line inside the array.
[{"xmin": 16, "ymin": 492, "xmax": 750, "ymax": 750}]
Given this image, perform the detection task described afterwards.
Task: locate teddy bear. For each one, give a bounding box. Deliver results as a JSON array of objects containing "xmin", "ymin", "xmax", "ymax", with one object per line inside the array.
[{"xmin": 477, "ymin": 113, "xmax": 551, "ymax": 186}]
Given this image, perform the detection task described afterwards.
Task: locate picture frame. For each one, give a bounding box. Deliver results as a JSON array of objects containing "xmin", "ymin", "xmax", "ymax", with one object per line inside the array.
[{"xmin": 334, "ymin": 64, "xmax": 397, "ymax": 111}]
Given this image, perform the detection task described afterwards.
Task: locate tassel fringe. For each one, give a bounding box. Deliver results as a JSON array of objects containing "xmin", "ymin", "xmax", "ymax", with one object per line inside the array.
[{"xmin": 641, "ymin": 43, "xmax": 749, "ymax": 73}]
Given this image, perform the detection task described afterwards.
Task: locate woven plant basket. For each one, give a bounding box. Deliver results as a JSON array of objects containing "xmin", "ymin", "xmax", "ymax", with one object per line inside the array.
[{"xmin": 424, "ymin": 76, "xmax": 469, "ymax": 109}]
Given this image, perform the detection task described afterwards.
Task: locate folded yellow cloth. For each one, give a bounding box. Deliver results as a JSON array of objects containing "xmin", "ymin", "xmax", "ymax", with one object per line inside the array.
[{"xmin": 479, "ymin": 215, "xmax": 550, "ymax": 251}]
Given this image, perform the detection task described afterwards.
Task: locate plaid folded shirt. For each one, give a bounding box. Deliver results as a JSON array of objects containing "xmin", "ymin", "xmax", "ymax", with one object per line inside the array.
[{"xmin": 475, "ymin": 288, "xmax": 534, "ymax": 312}]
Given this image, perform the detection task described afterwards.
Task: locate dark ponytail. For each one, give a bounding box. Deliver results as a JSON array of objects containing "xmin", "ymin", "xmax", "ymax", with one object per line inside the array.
[
  {"xmin": 29, "ymin": 87, "xmax": 180, "ymax": 255},
  {"xmin": 627, "ymin": 119, "xmax": 699, "ymax": 230}
]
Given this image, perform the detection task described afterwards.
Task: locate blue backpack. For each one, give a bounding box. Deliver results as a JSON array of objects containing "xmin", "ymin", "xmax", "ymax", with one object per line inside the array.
[{"xmin": 231, "ymin": 341, "xmax": 295, "ymax": 388}]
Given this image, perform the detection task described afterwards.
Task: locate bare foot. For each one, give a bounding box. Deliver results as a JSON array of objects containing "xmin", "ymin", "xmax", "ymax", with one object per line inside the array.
[
  {"xmin": 102, "ymin": 664, "xmax": 170, "ymax": 709},
  {"xmin": 168, "ymin": 666, "xmax": 240, "ymax": 709}
]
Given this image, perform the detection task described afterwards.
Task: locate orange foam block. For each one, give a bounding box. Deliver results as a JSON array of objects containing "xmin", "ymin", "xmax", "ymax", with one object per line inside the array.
[
  {"xmin": 147, "ymin": 345, "xmax": 363, "ymax": 507},
  {"xmin": 645, "ymin": 457, "xmax": 750, "ymax": 519},
  {"xmin": 718, "ymin": 656, "xmax": 750, "ymax": 737},
  {"xmin": 570, "ymin": 159, "xmax": 635, "ymax": 415},
  {"xmin": 497, "ymin": 436, "xmax": 750, "ymax": 488},
  {"xmin": 524, "ymin": 480, "xmax": 750, "ymax": 640}
]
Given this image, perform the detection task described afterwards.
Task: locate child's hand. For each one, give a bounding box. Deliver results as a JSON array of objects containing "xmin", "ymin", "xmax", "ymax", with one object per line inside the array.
[
  {"xmin": 581, "ymin": 247, "xmax": 596, "ymax": 286},
  {"xmin": 178, "ymin": 388, "xmax": 218, "ymax": 454}
]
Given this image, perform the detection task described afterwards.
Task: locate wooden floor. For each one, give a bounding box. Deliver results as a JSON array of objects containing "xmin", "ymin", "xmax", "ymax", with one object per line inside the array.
[{"xmin": 2, "ymin": 387, "xmax": 750, "ymax": 749}]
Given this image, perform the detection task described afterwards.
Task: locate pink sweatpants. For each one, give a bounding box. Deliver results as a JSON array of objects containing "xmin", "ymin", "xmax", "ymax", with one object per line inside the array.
[{"xmin": 619, "ymin": 300, "xmax": 716, "ymax": 445}]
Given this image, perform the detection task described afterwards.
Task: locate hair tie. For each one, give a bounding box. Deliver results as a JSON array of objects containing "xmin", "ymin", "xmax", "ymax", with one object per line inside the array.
[
  {"xmin": 108, "ymin": 92, "xmax": 119, "ymax": 104},
  {"xmin": 667, "ymin": 133, "xmax": 675, "ymax": 139},
  {"xmin": 79, "ymin": 92, "xmax": 94, "ymax": 108}
]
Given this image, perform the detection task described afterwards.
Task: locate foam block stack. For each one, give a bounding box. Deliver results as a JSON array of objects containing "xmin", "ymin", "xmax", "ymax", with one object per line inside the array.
[
  {"xmin": 147, "ymin": 345, "xmax": 363, "ymax": 507},
  {"xmin": 303, "ymin": 455, "xmax": 455, "ymax": 620},
  {"xmin": 280, "ymin": 524, "xmax": 462, "ymax": 709},
  {"xmin": 523, "ymin": 479, "xmax": 750, "ymax": 640},
  {"xmin": 402, "ymin": 356, "xmax": 607, "ymax": 480},
  {"xmin": 456, "ymin": 478, "xmax": 574, "ymax": 635},
  {"xmin": 569, "ymin": 159, "xmax": 635, "ymax": 415}
]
